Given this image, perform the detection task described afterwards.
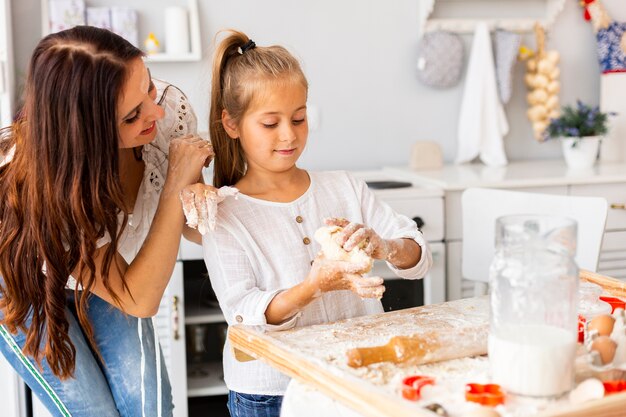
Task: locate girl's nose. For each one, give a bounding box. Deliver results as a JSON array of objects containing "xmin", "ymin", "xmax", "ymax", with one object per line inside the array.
[{"xmin": 280, "ymin": 125, "xmax": 296, "ymax": 142}]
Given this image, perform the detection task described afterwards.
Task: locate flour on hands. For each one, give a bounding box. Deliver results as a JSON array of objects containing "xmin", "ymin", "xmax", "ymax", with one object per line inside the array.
[{"xmin": 181, "ymin": 185, "xmax": 239, "ymax": 234}]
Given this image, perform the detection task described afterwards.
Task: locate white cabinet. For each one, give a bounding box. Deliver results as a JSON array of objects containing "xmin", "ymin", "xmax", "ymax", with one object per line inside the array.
[
  {"xmin": 0, "ymin": 354, "xmax": 26, "ymax": 417},
  {"xmin": 155, "ymin": 262, "xmax": 189, "ymax": 417}
]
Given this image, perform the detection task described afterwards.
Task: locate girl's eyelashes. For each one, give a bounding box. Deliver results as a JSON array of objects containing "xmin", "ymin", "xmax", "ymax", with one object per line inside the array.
[{"xmin": 261, "ymin": 118, "xmax": 306, "ymax": 128}]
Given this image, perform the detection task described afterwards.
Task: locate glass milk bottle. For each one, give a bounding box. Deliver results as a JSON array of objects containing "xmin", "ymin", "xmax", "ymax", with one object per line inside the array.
[{"xmin": 488, "ymin": 215, "xmax": 579, "ymax": 397}]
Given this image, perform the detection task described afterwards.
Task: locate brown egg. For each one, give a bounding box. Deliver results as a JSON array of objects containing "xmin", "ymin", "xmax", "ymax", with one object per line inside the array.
[
  {"xmin": 591, "ymin": 335, "xmax": 617, "ymax": 365},
  {"xmin": 588, "ymin": 315, "xmax": 616, "ymax": 336},
  {"xmin": 462, "ymin": 406, "xmax": 501, "ymax": 417}
]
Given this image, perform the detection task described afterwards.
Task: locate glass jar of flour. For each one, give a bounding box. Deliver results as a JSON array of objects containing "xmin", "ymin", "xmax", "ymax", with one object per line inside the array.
[{"xmin": 488, "ymin": 215, "xmax": 579, "ymax": 397}]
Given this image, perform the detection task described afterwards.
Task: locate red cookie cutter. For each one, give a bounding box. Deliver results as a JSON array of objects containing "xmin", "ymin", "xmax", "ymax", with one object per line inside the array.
[
  {"xmin": 402, "ymin": 375, "xmax": 435, "ymax": 401},
  {"xmin": 578, "ymin": 314, "xmax": 587, "ymax": 344},
  {"xmin": 465, "ymin": 383, "xmax": 505, "ymax": 406},
  {"xmin": 599, "ymin": 296, "xmax": 626, "ymax": 314},
  {"xmin": 603, "ymin": 380, "xmax": 626, "ymax": 395}
]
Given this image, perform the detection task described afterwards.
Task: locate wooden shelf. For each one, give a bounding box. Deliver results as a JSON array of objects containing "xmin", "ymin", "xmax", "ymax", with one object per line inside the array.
[
  {"xmin": 40, "ymin": 0, "xmax": 202, "ymax": 63},
  {"xmin": 187, "ymin": 361, "xmax": 228, "ymax": 397},
  {"xmin": 418, "ymin": 0, "xmax": 566, "ymax": 36}
]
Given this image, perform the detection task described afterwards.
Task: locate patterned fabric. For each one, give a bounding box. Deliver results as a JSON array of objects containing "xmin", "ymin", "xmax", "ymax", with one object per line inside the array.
[
  {"xmin": 416, "ymin": 30, "xmax": 465, "ymax": 88},
  {"xmin": 596, "ymin": 21, "xmax": 626, "ymax": 73}
]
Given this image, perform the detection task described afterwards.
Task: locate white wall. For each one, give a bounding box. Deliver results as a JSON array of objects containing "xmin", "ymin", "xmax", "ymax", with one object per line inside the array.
[{"xmin": 11, "ymin": 0, "xmax": 625, "ymax": 170}]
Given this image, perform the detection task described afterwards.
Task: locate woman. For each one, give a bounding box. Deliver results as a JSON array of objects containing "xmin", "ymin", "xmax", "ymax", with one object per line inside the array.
[{"xmin": 0, "ymin": 26, "xmax": 213, "ymax": 416}]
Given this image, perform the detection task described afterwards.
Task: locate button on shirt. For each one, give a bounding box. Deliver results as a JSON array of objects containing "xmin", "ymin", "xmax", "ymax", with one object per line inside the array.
[{"xmin": 202, "ymin": 171, "xmax": 433, "ymax": 395}]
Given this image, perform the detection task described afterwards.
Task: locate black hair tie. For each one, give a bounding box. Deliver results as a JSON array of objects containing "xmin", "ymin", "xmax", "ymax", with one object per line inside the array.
[{"xmin": 239, "ymin": 39, "xmax": 256, "ymax": 54}]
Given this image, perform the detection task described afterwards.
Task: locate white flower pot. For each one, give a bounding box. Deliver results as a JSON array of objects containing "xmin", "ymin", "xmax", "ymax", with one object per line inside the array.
[{"xmin": 561, "ymin": 136, "xmax": 601, "ymax": 170}]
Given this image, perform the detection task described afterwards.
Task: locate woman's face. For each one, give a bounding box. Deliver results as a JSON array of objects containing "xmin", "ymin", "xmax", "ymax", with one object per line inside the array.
[{"xmin": 117, "ymin": 58, "xmax": 164, "ymax": 148}]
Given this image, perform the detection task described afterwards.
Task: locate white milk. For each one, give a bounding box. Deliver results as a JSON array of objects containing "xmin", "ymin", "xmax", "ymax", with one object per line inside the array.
[{"xmin": 488, "ymin": 324, "xmax": 577, "ymax": 397}]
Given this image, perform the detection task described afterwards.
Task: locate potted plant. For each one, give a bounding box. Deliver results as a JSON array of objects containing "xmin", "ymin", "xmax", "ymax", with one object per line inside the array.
[{"xmin": 544, "ymin": 100, "xmax": 613, "ymax": 169}]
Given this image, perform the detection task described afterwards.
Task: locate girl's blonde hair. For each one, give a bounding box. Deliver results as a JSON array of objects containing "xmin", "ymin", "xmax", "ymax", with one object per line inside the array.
[{"xmin": 209, "ymin": 30, "xmax": 308, "ymax": 187}]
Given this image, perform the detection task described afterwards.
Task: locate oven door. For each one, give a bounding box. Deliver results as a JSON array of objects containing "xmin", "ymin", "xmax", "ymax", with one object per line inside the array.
[{"xmin": 374, "ymin": 242, "xmax": 445, "ymax": 311}]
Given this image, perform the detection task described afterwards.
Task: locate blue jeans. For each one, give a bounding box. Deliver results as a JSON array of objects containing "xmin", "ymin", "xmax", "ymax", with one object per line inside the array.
[
  {"xmin": 227, "ymin": 391, "xmax": 283, "ymax": 417},
  {"xmin": 0, "ymin": 291, "xmax": 172, "ymax": 417}
]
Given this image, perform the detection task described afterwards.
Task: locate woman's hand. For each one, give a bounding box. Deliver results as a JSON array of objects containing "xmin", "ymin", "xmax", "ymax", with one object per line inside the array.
[
  {"xmin": 306, "ymin": 255, "xmax": 385, "ymax": 299},
  {"xmin": 325, "ymin": 217, "xmax": 391, "ymax": 261},
  {"xmin": 166, "ymin": 135, "xmax": 214, "ymax": 192}
]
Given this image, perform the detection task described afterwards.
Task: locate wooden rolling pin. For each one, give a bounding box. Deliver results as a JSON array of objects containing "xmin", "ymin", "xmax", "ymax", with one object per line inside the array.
[
  {"xmin": 346, "ymin": 324, "xmax": 489, "ymax": 368},
  {"xmin": 580, "ymin": 269, "xmax": 626, "ymax": 298}
]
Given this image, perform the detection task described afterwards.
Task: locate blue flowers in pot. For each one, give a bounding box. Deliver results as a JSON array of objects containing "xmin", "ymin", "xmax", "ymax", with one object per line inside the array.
[{"xmin": 544, "ymin": 101, "xmax": 614, "ymax": 169}]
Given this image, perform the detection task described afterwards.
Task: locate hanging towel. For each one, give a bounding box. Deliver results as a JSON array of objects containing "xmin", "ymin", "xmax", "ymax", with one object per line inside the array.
[{"xmin": 455, "ymin": 22, "xmax": 509, "ymax": 167}]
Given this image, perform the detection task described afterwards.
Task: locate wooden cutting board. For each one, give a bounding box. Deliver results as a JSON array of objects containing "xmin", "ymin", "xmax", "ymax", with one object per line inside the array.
[
  {"xmin": 229, "ymin": 297, "xmax": 489, "ymax": 417},
  {"xmin": 228, "ymin": 294, "xmax": 626, "ymax": 417}
]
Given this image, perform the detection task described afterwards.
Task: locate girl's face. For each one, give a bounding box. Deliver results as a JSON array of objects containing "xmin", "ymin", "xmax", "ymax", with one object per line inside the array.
[
  {"xmin": 224, "ymin": 81, "xmax": 308, "ymax": 175},
  {"xmin": 117, "ymin": 58, "xmax": 164, "ymax": 149}
]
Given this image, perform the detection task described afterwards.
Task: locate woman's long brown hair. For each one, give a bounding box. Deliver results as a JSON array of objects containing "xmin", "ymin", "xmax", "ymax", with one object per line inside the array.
[{"xmin": 0, "ymin": 26, "xmax": 143, "ymax": 379}]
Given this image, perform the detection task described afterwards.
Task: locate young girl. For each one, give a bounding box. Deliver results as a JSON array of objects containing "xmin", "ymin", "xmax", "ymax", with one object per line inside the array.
[{"xmin": 203, "ymin": 30, "xmax": 432, "ymax": 417}]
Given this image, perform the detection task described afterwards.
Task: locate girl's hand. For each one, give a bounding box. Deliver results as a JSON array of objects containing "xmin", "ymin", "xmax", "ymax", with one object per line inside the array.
[
  {"xmin": 307, "ymin": 255, "xmax": 385, "ymax": 299},
  {"xmin": 166, "ymin": 135, "xmax": 214, "ymax": 191},
  {"xmin": 325, "ymin": 217, "xmax": 391, "ymax": 261}
]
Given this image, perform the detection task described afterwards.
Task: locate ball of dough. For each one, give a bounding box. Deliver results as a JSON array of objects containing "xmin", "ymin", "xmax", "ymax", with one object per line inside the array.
[{"xmin": 314, "ymin": 226, "xmax": 373, "ymax": 272}]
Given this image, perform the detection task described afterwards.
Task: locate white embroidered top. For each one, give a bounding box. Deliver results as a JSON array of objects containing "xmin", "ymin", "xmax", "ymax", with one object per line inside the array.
[
  {"xmin": 0, "ymin": 79, "xmax": 198, "ymax": 287},
  {"xmin": 94, "ymin": 79, "xmax": 198, "ymax": 264},
  {"xmin": 202, "ymin": 170, "xmax": 433, "ymax": 395}
]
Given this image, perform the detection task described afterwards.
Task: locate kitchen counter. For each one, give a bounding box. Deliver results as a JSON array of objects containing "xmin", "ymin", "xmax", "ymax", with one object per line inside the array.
[
  {"xmin": 228, "ymin": 293, "xmax": 626, "ymax": 417},
  {"xmin": 384, "ymin": 160, "xmax": 626, "ymax": 191}
]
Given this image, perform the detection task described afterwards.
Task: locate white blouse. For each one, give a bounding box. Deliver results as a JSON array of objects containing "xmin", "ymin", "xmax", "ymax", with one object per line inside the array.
[
  {"xmin": 202, "ymin": 170, "xmax": 433, "ymax": 395},
  {"xmin": 100, "ymin": 79, "xmax": 198, "ymax": 263},
  {"xmin": 66, "ymin": 79, "xmax": 197, "ymax": 287}
]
